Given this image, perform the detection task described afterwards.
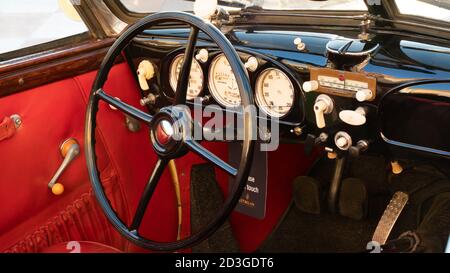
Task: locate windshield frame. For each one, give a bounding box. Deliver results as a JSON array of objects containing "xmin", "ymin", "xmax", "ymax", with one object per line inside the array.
[
  {"xmin": 104, "ymin": 0, "xmax": 450, "ymax": 41},
  {"xmin": 106, "ymin": 0, "xmax": 371, "ymax": 24}
]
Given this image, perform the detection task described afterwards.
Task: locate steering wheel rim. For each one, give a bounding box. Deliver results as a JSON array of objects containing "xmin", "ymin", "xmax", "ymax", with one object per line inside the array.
[{"xmin": 85, "ymin": 11, "xmax": 255, "ymax": 251}]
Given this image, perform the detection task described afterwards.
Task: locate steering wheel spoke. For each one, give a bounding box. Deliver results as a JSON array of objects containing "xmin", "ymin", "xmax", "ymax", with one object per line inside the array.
[
  {"xmin": 129, "ymin": 158, "xmax": 169, "ymax": 232},
  {"xmin": 96, "ymin": 89, "xmax": 153, "ymax": 123},
  {"xmin": 174, "ymin": 26, "xmax": 199, "ymax": 105},
  {"xmin": 185, "ymin": 140, "xmax": 238, "ymax": 177}
]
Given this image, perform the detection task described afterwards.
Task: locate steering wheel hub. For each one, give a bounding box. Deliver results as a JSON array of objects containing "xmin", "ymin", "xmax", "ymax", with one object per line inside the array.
[{"xmin": 155, "ymin": 120, "xmax": 173, "ymax": 145}]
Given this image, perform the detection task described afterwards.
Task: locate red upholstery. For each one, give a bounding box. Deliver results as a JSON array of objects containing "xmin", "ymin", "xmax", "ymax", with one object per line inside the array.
[
  {"xmin": 40, "ymin": 241, "xmax": 122, "ymax": 253},
  {"xmin": 0, "ymin": 116, "xmax": 16, "ymax": 142},
  {"xmin": 0, "ymin": 63, "xmax": 184, "ymax": 253},
  {"xmin": 0, "ymin": 61, "xmax": 318, "ymax": 253},
  {"xmin": 0, "ymin": 64, "xmax": 137, "ymax": 252}
]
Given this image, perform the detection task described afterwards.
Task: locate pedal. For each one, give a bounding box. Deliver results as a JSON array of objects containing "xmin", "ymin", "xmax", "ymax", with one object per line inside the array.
[
  {"xmin": 338, "ymin": 178, "xmax": 368, "ymax": 220},
  {"xmin": 293, "ymin": 176, "xmax": 323, "ymax": 214},
  {"xmin": 372, "ymin": 191, "xmax": 409, "ymax": 245}
]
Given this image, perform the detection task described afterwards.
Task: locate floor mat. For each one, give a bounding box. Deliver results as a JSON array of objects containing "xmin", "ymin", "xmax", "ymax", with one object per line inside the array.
[
  {"xmin": 190, "ymin": 163, "xmax": 240, "ymax": 253},
  {"xmin": 259, "ymin": 156, "xmax": 450, "ymax": 253},
  {"xmin": 259, "ymin": 196, "xmax": 388, "ymax": 253},
  {"xmin": 259, "ymin": 155, "xmax": 390, "ymax": 253}
]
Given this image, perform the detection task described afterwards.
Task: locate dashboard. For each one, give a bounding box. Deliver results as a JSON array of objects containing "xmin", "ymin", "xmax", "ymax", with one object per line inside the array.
[{"xmin": 126, "ymin": 27, "xmax": 450, "ymax": 160}]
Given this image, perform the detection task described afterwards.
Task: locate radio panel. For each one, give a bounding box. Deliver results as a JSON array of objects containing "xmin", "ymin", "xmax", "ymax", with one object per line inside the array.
[{"xmin": 308, "ymin": 67, "xmax": 377, "ymax": 101}]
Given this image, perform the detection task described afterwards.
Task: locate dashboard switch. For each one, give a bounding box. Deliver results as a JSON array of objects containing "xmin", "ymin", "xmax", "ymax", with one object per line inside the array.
[
  {"xmin": 339, "ymin": 107, "xmax": 367, "ymax": 126},
  {"xmin": 314, "ymin": 95, "xmax": 334, "ymax": 129},
  {"xmin": 137, "ymin": 60, "xmax": 155, "ymax": 91},
  {"xmin": 356, "ymin": 88, "xmax": 373, "ymax": 102},
  {"xmin": 303, "ymin": 80, "xmax": 319, "ymax": 93}
]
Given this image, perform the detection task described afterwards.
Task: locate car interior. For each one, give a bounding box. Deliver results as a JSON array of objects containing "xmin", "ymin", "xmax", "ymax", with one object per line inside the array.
[{"xmin": 0, "ymin": 0, "xmax": 449, "ymax": 254}]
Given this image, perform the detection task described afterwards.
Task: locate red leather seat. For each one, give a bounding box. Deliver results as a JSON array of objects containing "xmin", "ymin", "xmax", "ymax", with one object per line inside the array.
[{"xmin": 40, "ymin": 241, "xmax": 122, "ymax": 253}]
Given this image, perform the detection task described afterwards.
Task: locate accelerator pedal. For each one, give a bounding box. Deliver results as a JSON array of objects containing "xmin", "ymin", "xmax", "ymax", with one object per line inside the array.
[{"xmin": 372, "ymin": 191, "xmax": 409, "ymax": 245}]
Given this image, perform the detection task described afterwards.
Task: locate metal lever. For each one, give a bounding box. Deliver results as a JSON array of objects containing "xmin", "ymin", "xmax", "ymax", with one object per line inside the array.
[{"xmin": 48, "ymin": 138, "xmax": 80, "ymax": 195}]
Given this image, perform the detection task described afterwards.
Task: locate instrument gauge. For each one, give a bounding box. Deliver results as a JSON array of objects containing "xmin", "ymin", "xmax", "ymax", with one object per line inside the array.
[
  {"xmin": 255, "ymin": 68, "xmax": 295, "ymax": 118},
  {"xmin": 208, "ymin": 54, "xmax": 241, "ymax": 107},
  {"xmin": 169, "ymin": 54, "xmax": 204, "ymax": 100}
]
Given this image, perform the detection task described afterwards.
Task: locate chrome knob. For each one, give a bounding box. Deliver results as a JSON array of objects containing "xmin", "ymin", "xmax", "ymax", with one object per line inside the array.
[
  {"xmin": 244, "ymin": 56, "xmax": 259, "ymax": 72},
  {"xmin": 303, "ymin": 80, "xmax": 319, "ymax": 93},
  {"xmin": 195, "ymin": 49, "xmax": 209, "ymax": 63},
  {"xmin": 334, "ymin": 131, "xmax": 352, "ymax": 151}
]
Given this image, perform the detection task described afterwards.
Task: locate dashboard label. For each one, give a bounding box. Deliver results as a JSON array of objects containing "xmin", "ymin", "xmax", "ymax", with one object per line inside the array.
[{"xmin": 228, "ymin": 142, "xmax": 268, "ymax": 219}]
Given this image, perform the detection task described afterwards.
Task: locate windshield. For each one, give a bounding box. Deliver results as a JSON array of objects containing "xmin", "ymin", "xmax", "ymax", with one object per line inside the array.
[
  {"xmin": 120, "ymin": 0, "xmax": 367, "ymax": 13},
  {"xmin": 396, "ymin": 0, "xmax": 450, "ymax": 22},
  {"xmin": 256, "ymin": 0, "xmax": 367, "ymax": 10}
]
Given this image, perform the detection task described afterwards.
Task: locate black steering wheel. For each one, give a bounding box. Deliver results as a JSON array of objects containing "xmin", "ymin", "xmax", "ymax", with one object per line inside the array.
[{"xmin": 85, "ymin": 12, "xmax": 255, "ymax": 251}]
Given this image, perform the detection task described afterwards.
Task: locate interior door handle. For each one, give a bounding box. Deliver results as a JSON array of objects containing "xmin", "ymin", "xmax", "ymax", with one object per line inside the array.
[
  {"xmin": 0, "ymin": 115, "xmax": 22, "ymax": 142},
  {"xmin": 48, "ymin": 138, "xmax": 80, "ymax": 195}
]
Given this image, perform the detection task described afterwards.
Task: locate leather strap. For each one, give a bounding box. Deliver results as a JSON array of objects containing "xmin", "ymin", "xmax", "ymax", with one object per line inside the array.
[{"xmin": 0, "ymin": 117, "xmax": 16, "ymax": 142}]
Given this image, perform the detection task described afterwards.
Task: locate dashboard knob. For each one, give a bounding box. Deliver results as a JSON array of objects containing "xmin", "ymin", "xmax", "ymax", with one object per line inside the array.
[
  {"xmin": 334, "ymin": 131, "xmax": 352, "ymax": 151},
  {"xmin": 314, "ymin": 95, "xmax": 334, "ymax": 129},
  {"xmin": 339, "ymin": 107, "xmax": 367, "ymax": 126},
  {"xmin": 356, "ymin": 88, "xmax": 373, "ymax": 102},
  {"xmin": 349, "ymin": 140, "xmax": 369, "ymax": 157},
  {"xmin": 140, "ymin": 93, "xmax": 158, "ymax": 106},
  {"xmin": 336, "ymin": 137, "xmax": 349, "ymax": 148},
  {"xmin": 294, "ymin": 37, "xmax": 306, "ymax": 51},
  {"xmin": 391, "ymin": 161, "xmax": 403, "ymax": 175},
  {"xmin": 303, "ymin": 80, "xmax": 319, "ymax": 93},
  {"xmin": 244, "ymin": 56, "xmax": 259, "ymax": 72},
  {"xmin": 195, "ymin": 49, "xmax": 209, "ymax": 63}
]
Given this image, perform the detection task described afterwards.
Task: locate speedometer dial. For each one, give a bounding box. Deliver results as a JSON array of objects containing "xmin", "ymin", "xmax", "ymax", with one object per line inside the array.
[
  {"xmin": 256, "ymin": 68, "xmax": 295, "ymax": 118},
  {"xmin": 208, "ymin": 54, "xmax": 241, "ymax": 107},
  {"xmin": 169, "ymin": 54, "xmax": 204, "ymax": 100}
]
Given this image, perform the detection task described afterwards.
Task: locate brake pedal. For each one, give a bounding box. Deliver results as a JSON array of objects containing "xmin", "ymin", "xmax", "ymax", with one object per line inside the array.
[
  {"xmin": 372, "ymin": 191, "xmax": 409, "ymax": 245},
  {"xmin": 338, "ymin": 178, "xmax": 368, "ymax": 220}
]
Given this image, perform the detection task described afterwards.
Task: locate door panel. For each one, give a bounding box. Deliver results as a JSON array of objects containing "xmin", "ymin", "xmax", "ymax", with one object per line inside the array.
[{"xmin": 0, "ymin": 66, "xmax": 132, "ymax": 252}]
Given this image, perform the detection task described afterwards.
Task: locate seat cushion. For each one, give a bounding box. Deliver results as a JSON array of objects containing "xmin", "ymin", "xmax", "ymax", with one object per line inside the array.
[{"xmin": 40, "ymin": 241, "xmax": 122, "ymax": 253}]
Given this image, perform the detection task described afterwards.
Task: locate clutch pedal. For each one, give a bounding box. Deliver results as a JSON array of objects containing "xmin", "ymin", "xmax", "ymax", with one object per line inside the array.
[{"xmin": 372, "ymin": 191, "xmax": 409, "ymax": 245}]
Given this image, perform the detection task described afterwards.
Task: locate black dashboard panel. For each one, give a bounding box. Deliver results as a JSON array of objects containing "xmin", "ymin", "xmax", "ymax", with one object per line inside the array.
[{"xmin": 126, "ymin": 26, "xmax": 450, "ymax": 158}]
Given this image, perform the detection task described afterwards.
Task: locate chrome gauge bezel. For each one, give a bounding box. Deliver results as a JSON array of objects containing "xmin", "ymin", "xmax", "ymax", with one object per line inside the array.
[
  {"xmin": 208, "ymin": 53, "xmax": 242, "ymax": 108},
  {"xmin": 255, "ymin": 68, "xmax": 295, "ymax": 118},
  {"xmin": 169, "ymin": 54, "xmax": 204, "ymax": 100}
]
